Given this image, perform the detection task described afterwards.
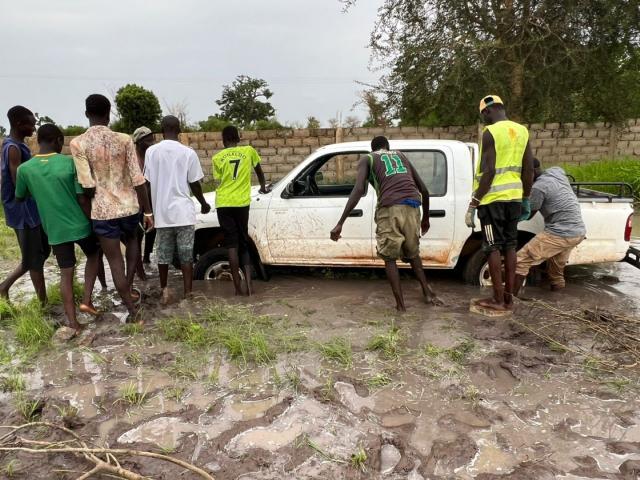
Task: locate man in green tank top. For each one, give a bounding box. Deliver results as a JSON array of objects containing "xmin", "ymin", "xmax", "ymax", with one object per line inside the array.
[
  {"xmin": 331, "ymin": 136, "xmax": 440, "ymax": 312},
  {"xmin": 465, "ymin": 95, "xmax": 534, "ymax": 311}
]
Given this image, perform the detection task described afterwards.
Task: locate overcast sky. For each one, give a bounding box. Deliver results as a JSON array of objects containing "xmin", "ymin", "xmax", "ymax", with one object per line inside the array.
[{"xmin": 0, "ymin": 0, "xmax": 380, "ymax": 129}]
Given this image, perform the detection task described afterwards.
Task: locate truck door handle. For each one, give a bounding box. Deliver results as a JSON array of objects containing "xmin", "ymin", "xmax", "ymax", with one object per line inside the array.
[
  {"xmin": 429, "ymin": 210, "xmax": 446, "ymax": 218},
  {"xmin": 349, "ymin": 209, "xmax": 363, "ymax": 217}
]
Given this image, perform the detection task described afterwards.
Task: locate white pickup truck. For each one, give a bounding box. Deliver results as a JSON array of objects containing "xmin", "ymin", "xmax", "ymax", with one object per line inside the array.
[{"xmin": 193, "ymin": 140, "xmax": 635, "ymax": 285}]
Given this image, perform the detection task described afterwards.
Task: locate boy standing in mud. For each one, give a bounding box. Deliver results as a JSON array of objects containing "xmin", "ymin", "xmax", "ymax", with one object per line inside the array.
[
  {"xmin": 330, "ymin": 135, "xmax": 440, "ymax": 311},
  {"xmin": 0, "ymin": 106, "xmax": 49, "ymax": 303},
  {"xmin": 212, "ymin": 126, "xmax": 270, "ymax": 296},
  {"xmin": 15, "ymin": 124, "xmax": 100, "ymax": 334},
  {"xmin": 144, "ymin": 116, "xmax": 210, "ymax": 303},
  {"xmin": 71, "ymin": 94, "xmax": 153, "ymax": 323}
]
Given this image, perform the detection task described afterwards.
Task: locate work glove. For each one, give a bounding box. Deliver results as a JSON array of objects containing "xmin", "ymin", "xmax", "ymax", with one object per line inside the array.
[
  {"xmin": 465, "ymin": 205, "xmax": 477, "ymax": 229},
  {"xmin": 519, "ymin": 198, "xmax": 531, "ymax": 222}
]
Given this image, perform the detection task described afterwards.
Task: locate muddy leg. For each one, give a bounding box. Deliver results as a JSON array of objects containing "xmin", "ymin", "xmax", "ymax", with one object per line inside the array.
[
  {"xmin": 408, "ymin": 256, "xmax": 441, "ymax": 305},
  {"xmin": 123, "ymin": 232, "xmax": 140, "ymax": 292},
  {"xmin": 97, "ymin": 252, "xmax": 108, "ymax": 289},
  {"xmin": 135, "ymin": 228, "xmax": 147, "ymax": 281},
  {"xmin": 503, "ymin": 248, "xmax": 517, "ymax": 308},
  {"xmin": 477, "ymin": 250, "xmax": 506, "ymax": 311},
  {"xmin": 384, "ymin": 260, "xmax": 406, "ymax": 312},
  {"xmin": 0, "ymin": 264, "xmax": 27, "ymax": 299},
  {"xmin": 180, "ymin": 263, "xmax": 193, "ymax": 298},
  {"xmin": 99, "ymin": 236, "xmax": 137, "ymax": 315},
  {"xmin": 82, "ymin": 251, "xmax": 99, "ymax": 308},
  {"xmin": 514, "ymin": 274, "xmax": 526, "ymax": 297},
  {"xmin": 29, "ymin": 269, "xmax": 47, "ymax": 306},
  {"xmin": 241, "ymin": 251, "xmax": 252, "ymax": 297},
  {"xmin": 61, "ymin": 266, "xmax": 82, "ymax": 332},
  {"xmin": 228, "ymin": 247, "xmax": 243, "ymax": 296},
  {"xmin": 143, "ymin": 229, "xmax": 156, "ymax": 264}
]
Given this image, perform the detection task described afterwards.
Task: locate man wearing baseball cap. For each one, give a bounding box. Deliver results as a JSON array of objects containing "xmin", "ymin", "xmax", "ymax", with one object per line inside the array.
[
  {"xmin": 465, "ymin": 95, "xmax": 534, "ymax": 311},
  {"xmin": 132, "ymin": 126, "xmax": 156, "ymax": 269}
]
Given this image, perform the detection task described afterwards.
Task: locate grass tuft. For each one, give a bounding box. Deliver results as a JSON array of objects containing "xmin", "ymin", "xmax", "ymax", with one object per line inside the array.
[
  {"xmin": 350, "ymin": 447, "xmax": 368, "ymax": 472},
  {"xmin": 367, "ymin": 372, "xmax": 392, "ymax": 389},
  {"xmin": 367, "ymin": 325, "xmax": 404, "ymax": 359},
  {"xmin": 317, "ymin": 337, "xmax": 353, "ymax": 368},
  {"xmin": 46, "ymin": 279, "xmax": 84, "ymax": 306},
  {"xmin": 0, "ymin": 372, "xmax": 25, "ymax": 393},
  {"xmin": 13, "ymin": 303, "xmax": 54, "ymax": 353},
  {"xmin": 14, "ymin": 394, "xmax": 44, "ymax": 421},
  {"xmin": 116, "ymin": 382, "xmax": 150, "ymax": 408}
]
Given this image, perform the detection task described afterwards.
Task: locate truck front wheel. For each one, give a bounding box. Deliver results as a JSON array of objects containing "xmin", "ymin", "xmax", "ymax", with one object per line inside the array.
[
  {"xmin": 194, "ymin": 248, "xmax": 268, "ymax": 281},
  {"xmin": 462, "ymin": 249, "xmax": 491, "ymax": 286}
]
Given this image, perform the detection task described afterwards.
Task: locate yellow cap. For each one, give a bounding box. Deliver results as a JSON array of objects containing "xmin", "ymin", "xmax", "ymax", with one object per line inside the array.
[{"xmin": 479, "ymin": 95, "xmax": 503, "ymax": 112}]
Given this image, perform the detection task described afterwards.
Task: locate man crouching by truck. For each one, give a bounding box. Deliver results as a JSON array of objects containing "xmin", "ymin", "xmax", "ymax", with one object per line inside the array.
[
  {"xmin": 513, "ymin": 159, "xmax": 586, "ymax": 295},
  {"xmin": 330, "ymin": 136, "xmax": 440, "ymax": 312}
]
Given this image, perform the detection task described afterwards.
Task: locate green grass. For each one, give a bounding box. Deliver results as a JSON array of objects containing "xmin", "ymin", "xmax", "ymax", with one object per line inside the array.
[
  {"xmin": 159, "ymin": 303, "xmax": 307, "ymax": 366},
  {"xmin": 13, "ymin": 303, "xmax": 54, "ymax": 352},
  {"xmin": 2, "ymin": 459, "xmax": 20, "ymax": 478},
  {"xmin": 164, "ymin": 353, "xmax": 205, "ymax": 381},
  {"xmin": 116, "ymin": 382, "xmax": 150, "ymax": 408},
  {"xmin": 0, "ymin": 211, "xmax": 19, "ymax": 260},
  {"xmin": 14, "ymin": 394, "xmax": 43, "ymax": 421},
  {"xmin": 46, "ymin": 279, "xmax": 84, "ymax": 306},
  {"xmin": 562, "ymin": 157, "xmax": 640, "ymax": 201},
  {"xmin": 445, "ymin": 339, "xmax": 475, "ymax": 364},
  {"xmin": 367, "ymin": 372, "xmax": 391, "ymax": 389},
  {"xmin": 367, "ymin": 325, "xmax": 404, "ymax": 360},
  {"xmin": 0, "ymin": 372, "xmax": 25, "ymax": 393},
  {"xmin": 350, "ymin": 447, "xmax": 368, "ymax": 472},
  {"xmin": 317, "ymin": 337, "xmax": 353, "ymax": 368}
]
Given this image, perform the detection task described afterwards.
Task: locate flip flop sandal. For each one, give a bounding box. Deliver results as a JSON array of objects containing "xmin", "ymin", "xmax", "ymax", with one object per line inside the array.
[{"xmin": 79, "ymin": 304, "xmax": 100, "ymax": 316}]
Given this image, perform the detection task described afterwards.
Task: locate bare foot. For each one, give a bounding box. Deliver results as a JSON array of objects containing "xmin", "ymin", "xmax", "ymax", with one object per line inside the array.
[
  {"xmin": 425, "ymin": 295, "xmax": 444, "ymax": 306},
  {"xmin": 79, "ymin": 303, "xmax": 100, "ymax": 316},
  {"xmin": 476, "ymin": 297, "xmax": 507, "ymax": 311},
  {"xmin": 69, "ymin": 323, "xmax": 85, "ymax": 338},
  {"xmin": 160, "ymin": 288, "xmax": 171, "ymax": 306}
]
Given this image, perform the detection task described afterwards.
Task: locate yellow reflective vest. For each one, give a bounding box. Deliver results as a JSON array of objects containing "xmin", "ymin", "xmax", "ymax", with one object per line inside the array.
[{"xmin": 474, "ymin": 120, "xmax": 528, "ymax": 205}]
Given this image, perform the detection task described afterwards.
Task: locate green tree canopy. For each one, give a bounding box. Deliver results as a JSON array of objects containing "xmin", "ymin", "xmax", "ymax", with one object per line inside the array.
[
  {"xmin": 216, "ymin": 76, "xmax": 276, "ymax": 128},
  {"xmin": 114, "ymin": 84, "xmax": 162, "ymax": 133},
  {"xmin": 344, "ymin": 0, "xmax": 640, "ymax": 125}
]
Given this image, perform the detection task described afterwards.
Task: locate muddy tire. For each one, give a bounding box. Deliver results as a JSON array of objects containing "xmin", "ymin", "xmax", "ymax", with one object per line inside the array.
[
  {"xmin": 462, "ymin": 249, "xmax": 489, "ymax": 286},
  {"xmin": 194, "ymin": 248, "xmax": 267, "ymax": 281}
]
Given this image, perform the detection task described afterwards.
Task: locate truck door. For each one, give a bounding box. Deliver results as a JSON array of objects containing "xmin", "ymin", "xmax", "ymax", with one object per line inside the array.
[{"xmin": 266, "ymin": 151, "xmax": 376, "ymax": 265}]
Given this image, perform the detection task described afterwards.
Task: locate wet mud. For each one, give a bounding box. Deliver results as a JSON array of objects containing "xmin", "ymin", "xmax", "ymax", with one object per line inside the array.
[{"xmin": 0, "ymin": 260, "xmax": 639, "ymax": 478}]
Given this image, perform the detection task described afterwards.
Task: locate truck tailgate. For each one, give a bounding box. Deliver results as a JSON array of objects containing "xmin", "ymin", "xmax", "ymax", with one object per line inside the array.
[{"xmin": 569, "ymin": 200, "xmax": 633, "ymax": 264}]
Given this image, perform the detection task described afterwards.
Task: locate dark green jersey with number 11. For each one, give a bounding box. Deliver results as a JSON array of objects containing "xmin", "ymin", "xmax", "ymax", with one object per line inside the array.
[
  {"xmin": 368, "ymin": 150, "xmax": 421, "ymax": 207},
  {"xmin": 212, "ymin": 145, "xmax": 261, "ymax": 208}
]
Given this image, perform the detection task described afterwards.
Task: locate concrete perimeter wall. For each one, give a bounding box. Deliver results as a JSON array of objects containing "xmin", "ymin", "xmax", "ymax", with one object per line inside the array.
[{"xmin": 22, "ymin": 120, "xmax": 640, "ymax": 183}]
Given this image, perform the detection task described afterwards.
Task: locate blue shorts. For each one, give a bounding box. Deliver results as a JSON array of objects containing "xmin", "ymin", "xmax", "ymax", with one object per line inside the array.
[{"xmin": 92, "ymin": 214, "xmax": 140, "ymax": 240}]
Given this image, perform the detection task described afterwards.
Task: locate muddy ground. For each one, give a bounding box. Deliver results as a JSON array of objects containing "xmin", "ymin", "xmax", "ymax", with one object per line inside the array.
[{"xmin": 0, "ymin": 259, "xmax": 640, "ymax": 479}]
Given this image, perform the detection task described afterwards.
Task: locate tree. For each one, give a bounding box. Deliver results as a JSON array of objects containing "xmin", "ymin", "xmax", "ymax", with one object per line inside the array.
[
  {"xmin": 343, "ymin": 116, "xmax": 361, "ymax": 128},
  {"xmin": 343, "ymin": 0, "xmax": 640, "ymax": 124},
  {"xmin": 198, "ymin": 114, "xmax": 230, "ymax": 132},
  {"xmin": 306, "ymin": 116, "xmax": 321, "ymax": 129},
  {"xmin": 0, "ymin": 125, "xmax": 6, "ymax": 137},
  {"xmin": 62, "ymin": 126, "xmax": 87, "ymax": 136},
  {"xmin": 114, "ymin": 84, "xmax": 162, "ymax": 133},
  {"xmin": 361, "ymin": 91, "xmax": 391, "ymax": 127},
  {"xmin": 216, "ymin": 76, "xmax": 275, "ymax": 128}
]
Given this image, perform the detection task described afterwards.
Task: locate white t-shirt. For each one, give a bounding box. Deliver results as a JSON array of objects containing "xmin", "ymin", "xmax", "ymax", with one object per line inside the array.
[{"xmin": 144, "ymin": 139, "xmax": 204, "ymax": 228}]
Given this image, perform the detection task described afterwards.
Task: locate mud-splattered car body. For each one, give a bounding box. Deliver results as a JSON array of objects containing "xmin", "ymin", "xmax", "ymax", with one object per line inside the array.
[{"xmin": 193, "ymin": 140, "xmax": 634, "ymax": 284}]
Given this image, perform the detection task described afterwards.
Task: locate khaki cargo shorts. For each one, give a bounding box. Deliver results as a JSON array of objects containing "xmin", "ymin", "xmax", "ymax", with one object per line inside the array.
[{"xmin": 375, "ymin": 204, "xmax": 421, "ymax": 261}]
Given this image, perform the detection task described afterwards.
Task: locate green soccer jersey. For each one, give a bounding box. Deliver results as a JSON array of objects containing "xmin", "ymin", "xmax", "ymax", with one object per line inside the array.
[
  {"xmin": 212, "ymin": 145, "xmax": 261, "ymax": 207},
  {"xmin": 15, "ymin": 153, "xmax": 91, "ymax": 245}
]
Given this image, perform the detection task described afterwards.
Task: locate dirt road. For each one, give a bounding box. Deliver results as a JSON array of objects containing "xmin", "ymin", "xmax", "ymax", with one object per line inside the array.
[{"xmin": 0, "ymin": 262, "xmax": 639, "ymax": 479}]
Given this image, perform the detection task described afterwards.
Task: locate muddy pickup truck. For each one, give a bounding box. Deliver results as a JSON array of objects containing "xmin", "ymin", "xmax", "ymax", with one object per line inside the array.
[{"xmin": 192, "ymin": 140, "xmax": 635, "ymax": 285}]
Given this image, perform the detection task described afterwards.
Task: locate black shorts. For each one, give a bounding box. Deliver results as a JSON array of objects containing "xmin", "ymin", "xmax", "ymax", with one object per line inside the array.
[
  {"xmin": 217, "ymin": 206, "xmax": 250, "ymax": 252},
  {"xmin": 477, "ymin": 201, "xmax": 521, "ymax": 253},
  {"xmin": 51, "ymin": 234, "xmax": 100, "ymax": 269},
  {"xmin": 92, "ymin": 214, "xmax": 140, "ymax": 240},
  {"xmin": 15, "ymin": 225, "xmax": 50, "ymax": 271}
]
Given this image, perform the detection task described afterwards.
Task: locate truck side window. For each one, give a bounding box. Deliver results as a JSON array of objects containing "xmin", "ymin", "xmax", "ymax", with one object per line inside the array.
[
  {"xmin": 291, "ymin": 152, "xmax": 368, "ymax": 198},
  {"xmin": 402, "ymin": 150, "xmax": 447, "ymax": 197}
]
